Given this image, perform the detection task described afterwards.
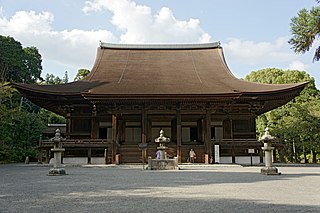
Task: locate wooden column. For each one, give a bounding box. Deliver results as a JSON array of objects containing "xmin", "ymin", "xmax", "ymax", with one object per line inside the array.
[
  {"xmin": 205, "ymin": 109, "xmax": 212, "ymax": 157},
  {"xmin": 66, "ymin": 112, "xmax": 71, "ymax": 139},
  {"xmin": 91, "ymin": 119, "xmax": 99, "ymax": 139},
  {"xmin": 232, "ymin": 146, "xmax": 236, "ymax": 164},
  {"xmin": 176, "ymin": 107, "xmax": 182, "ymax": 163},
  {"xmin": 141, "ymin": 109, "xmax": 147, "ymax": 161},
  {"xmin": 91, "ymin": 104, "xmax": 98, "ymax": 139},
  {"xmin": 111, "ymin": 114, "xmax": 117, "ymax": 164},
  {"xmin": 88, "ymin": 148, "xmax": 92, "ymax": 164}
]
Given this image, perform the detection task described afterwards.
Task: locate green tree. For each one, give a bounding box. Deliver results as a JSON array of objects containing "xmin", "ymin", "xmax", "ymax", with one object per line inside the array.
[
  {"xmin": 289, "ymin": 4, "xmax": 320, "ymax": 61},
  {"xmin": 62, "ymin": 71, "xmax": 69, "ymax": 84},
  {"xmin": 44, "ymin": 73, "xmax": 63, "ymax": 85},
  {"xmin": 0, "ymin": 106, "xmax": 46, "ymax": 162},
  {"xmin": 0, "ymin": 35, "xmax": 25, "ymax": 82},
  {"xmin": 39, "ymin": 108, "xmax": 66, "ymax": 124},
  {"xmin": 74, "ymin": 69, "xmax": 90, "ymax": 81},
  {"xmin": 23, "ymin": 47, "xmax": 43, "ymax": 83},
  {"xmin": 0, "ymin": 82, "xmax": 21, "ymax": 109},
  {"xmin": 245, "ymin": 68, "xmax": 320, "ymax": 163},
  {"xmin": 0, "ymin": 35, "xmax": 43, "ymax": 83}
]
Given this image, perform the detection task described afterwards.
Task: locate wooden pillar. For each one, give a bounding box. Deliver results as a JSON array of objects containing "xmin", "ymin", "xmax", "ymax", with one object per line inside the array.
[
  {"xmin": 118, "ymin": 119, "xmax": 125, "ymax": 144},
  {"xmin": 205, "ymin": 109, "xmax": 212, "ymax": 156},
  {"xmin": 45, "ymin": 148, "xmax": 50, "ymax": 163},
  {"xmin": 91, "ymin": 104, "xmax": 98, "ymax": 139},
  {"xmin": 111, "ymin": 114, "xmax": 117, "ymax": 164},
  {"xmin": 141, "ymin": 109, "xmax": 147, "ymax": 161},
  {"xmin": 91, "ymin": 120, "xmax": 99, "ymax": 139},
  {"xmin": 176, "ymin": 107, "xmax": 182, "ymax": 163},
  {"xmin": 66, "ymin": 112, "xmax": 71, "ymax": 139},
  {"xmin": 88, "ymin": 148, "xmax": 92, "ymax": 164},
  {"xmin": 232, "ymin": 145, "xmax": 236, "ymax": 164}
]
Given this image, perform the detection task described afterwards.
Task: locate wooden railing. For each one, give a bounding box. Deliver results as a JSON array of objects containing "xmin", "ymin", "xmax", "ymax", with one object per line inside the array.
[
  {"xmin": 212, "ymin": 139, "xmax": 284, "ymax": 148},
  {"xmin": 212, "ymin": 139, "xmax": 260, "ymax": 147},
  {"xmin": 39, "ymin": 139, "xmax": 112, "ymax": 148}
]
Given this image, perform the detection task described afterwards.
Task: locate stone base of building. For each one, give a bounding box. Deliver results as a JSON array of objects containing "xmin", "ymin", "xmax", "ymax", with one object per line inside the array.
[
  {"xmin": 147, "ymin": 159, "xmax": 179, "ymax": 170},
  {"xmin": 48, "ymin": 168, "xmax": 67, "ymax": 176},
  {"xmin": 260, "ymin": 167, "xmax": 281, "ymax": 175}
]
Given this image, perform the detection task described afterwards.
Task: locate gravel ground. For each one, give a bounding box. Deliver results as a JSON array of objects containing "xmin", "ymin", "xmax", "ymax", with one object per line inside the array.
[{"xmin": 0, "ymin": 164, "xmax": 319, "ymax": 213}]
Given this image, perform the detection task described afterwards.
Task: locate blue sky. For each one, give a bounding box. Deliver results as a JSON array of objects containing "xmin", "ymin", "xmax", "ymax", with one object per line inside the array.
[{"xmin": 0, "ymin": 0, "xmax": 319, "ymax": 88}]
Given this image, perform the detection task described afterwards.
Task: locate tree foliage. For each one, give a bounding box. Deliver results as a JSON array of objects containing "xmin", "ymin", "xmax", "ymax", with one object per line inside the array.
[
  {"xmin": 43, "ymin": 71, "xmax": 69, "ymax": 85},
  {"xmin": 245, "ymin": 68, "xmax": 320, "ymax": 163},
  {"xmin": 0, "ymin": 105, "xmax": 46, "ymax": 162},
  {"xmin": 44, "ymin": 73, "xmax": 61, "ymax": 85},
  {"xmin": 0, "ymin": 35, "xmax": 42, "ymax": 83},
  {"xmin": 0, "ymin": 35, "xmax": 68, "ymax": 162},
  {"xmin": 62, "ymin": 71, "xmax": 69, "ymax": 84},
  {"xmin": 39, "ymin": 108, "xmax": 66, "ymax": 124},
  {"xmin": 289, "ymin": 4, "xmax": 320, "ymax": 61},
  {"xmin": 74, "ymin": 69, "xmax": 90, "ymax": 81}
]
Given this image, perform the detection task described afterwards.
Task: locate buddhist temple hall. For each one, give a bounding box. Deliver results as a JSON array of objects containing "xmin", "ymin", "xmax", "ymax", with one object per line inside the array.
[{"xmin": 12, "ymin": 42, "xmax": 307, "ymax": 164}]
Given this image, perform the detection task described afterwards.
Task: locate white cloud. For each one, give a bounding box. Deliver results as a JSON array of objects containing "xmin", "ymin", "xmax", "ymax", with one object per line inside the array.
[
  {"xmin": 0, "ymin": 10, "xmax": 117, "ymax": 76},
  {"xmin": 288, "ymin": 60, "xmax": 308, "ymax": 71},
  {"xmin": 1, "ymin": 0, "xmax": 211, "ymax": 78},
  {"xmin": 82, "ymin": 0, "xmax": 211, "ymax": 43},
  {"xmin": 6, "ymin": 10, "xmax": 53, "ymax": 32},
  {"xmin": 223, "ymin": 37, "xmax": 296, "ymax": 65}
]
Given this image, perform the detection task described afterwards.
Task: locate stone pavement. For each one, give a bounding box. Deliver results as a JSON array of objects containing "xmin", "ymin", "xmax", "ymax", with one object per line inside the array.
[{"xmin": 0, "ymin": 163, "xmax": 319, "ymax": 213}]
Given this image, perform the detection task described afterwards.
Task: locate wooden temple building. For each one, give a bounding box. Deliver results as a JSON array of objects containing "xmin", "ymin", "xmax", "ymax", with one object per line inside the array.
[{"xmin": 12, "ymin": 42, "xmax": 307, "ymax": 164}]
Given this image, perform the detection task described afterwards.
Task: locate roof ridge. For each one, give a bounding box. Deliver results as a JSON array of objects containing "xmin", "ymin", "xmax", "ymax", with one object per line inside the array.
[{"xmin": 99, "ymin": 42, "xmax": 221, "ymax": 50}]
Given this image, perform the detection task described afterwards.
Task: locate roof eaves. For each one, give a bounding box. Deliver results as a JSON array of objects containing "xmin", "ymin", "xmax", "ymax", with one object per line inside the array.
[
  {"xmin": 241, "ymin": 81, "xmax": 309, "ymax": 96},
  {"xmin": 11, "ymin": 82, "xmax": 81, "ymax": 96}
]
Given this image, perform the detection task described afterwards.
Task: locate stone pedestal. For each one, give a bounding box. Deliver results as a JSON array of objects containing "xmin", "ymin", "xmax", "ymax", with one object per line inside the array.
[
  {"xmin": 148, "ymin": 159, "xmax": 178, "ymax": 170},
  {"xmin": 48, "ymin": 168, "xmax": 67, "ymax": 175},
  {"xmin": 260, "ymin": 166, "xmax": 279, "ymax": 175}
]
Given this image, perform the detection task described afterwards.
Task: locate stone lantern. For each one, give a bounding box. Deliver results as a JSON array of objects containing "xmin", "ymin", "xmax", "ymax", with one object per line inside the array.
[
  {"xmin": 147, "ymin": 130, "xmax": 178, "ymax": 170},
  {"xmin": 155, "ymin": 129, "xmax": 170, "ymax": 159},
  {"xmin": 48, "ymin": 129, "xmax": 67, "ymax": 175},
  {"xmin": 259, "ymin": 128, "xmax": 281, "ymax": 175}
]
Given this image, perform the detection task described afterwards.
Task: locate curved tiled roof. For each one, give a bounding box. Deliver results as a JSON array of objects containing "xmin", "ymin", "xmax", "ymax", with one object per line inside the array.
[
  {"xmin": 12, "ymin": 42, "xmax": 307, "ymax": 106},
  {"xmin": 81, "ymin": 43, "xmax": 307, "ymax": 96}
]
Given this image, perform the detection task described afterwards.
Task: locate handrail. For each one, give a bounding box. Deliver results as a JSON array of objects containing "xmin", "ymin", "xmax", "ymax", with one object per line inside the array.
[
  {"xmin": 212, "ymin": 139, "xmax": 258, "ymax": 142},
  {"xmin": 39, "ymin": 139, "xmax": 112, "ymax": 148}
]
